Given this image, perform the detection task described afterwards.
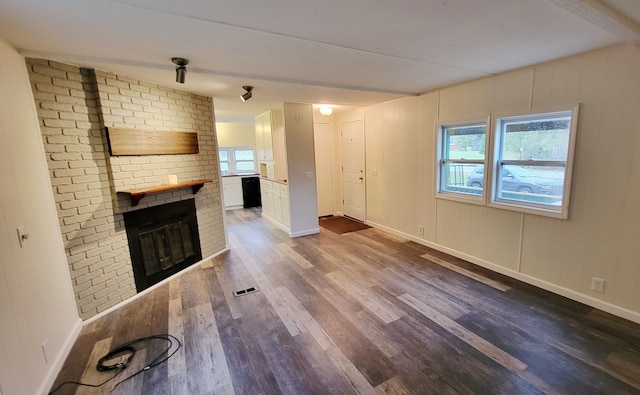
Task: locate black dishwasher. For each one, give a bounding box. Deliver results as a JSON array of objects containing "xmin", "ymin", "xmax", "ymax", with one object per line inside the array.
[{"xmin": 241, "ymin": 177, "xmax": 262, "ymax": 208}]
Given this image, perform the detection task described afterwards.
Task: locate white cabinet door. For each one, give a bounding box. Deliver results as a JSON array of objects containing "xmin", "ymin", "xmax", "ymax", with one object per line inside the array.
[
  {"xmin": 260, "ymin": 179, "xmax": 273, "ymax": 217},
  {"xmin": 255, "ymin": 111, "xmax": 274, "ymax": 162},
  {"xmin": 273, "ymin": 186, "xmax": 282, "ymax": 222},
  {"xmin": 222, "ymin": 177, "xmax": 243, "ymax": 208},
  {"xmin": 262, "ymin": 188, "xmax": 274, "ymax": 217},
  {"xmin": 280, "ymin": 184, "xmax": 290, "ymax": 227},
  {"xmin": 255, "ymin": 115, "xmax": 265, "ymax": 161},
  {"xmin": 262, "ymin": 112, "xmax": 274, "ymax": 161}
]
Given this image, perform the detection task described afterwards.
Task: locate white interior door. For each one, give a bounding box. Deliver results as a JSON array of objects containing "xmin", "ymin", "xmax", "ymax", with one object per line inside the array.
[
  {"xmin": 341, "ymin": 120, "xmax": 365, "ymax": 221},
  {"xmin": 314, "ymin": 123, "xmax": 334, "ymax": 217}
]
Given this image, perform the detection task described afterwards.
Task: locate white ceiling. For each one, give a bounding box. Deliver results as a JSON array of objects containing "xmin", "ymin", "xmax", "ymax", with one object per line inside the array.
[{"xmin": 1, "ymin": 0, "xmax": 639, "ymax": 123}]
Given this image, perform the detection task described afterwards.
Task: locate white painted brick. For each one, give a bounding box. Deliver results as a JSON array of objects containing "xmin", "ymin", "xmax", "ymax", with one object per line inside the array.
[
  {"xmin": 105, "ymin": 78, "xmax": 129, "ymax": 89},
  {"xmin": 66, "ymin": 144, "xmax": 93, "ymax": 153},
  {"xmin": 71, "ymin": 174, "xmax": 99, "ymax": 184},
  {"xmin": 54, "ymin": 168, "xmax": 85, "ymax": 178},
  {"xmin": 30, "ymin": 60, "xmax": 223, "ymax": 319},
  {"xmin": 123, "ymin": 116, "xmax": 145, "ymax": 125},
  {"xmin": 129, "ymin": 84, "xmax": 150, "ymax": 93},
  {"xmin": 74, "ymin": 189, "xmax": 103, "ymax": 199},
  {"xmin": 53, "ymin": 78, "xmax": 84, "ymax": 90},
  {"xmin": 68, "ymin": 160, "xmax": 100, "ymax": 169},
  {"xmin": 144, "ymin": 119, "xmax": 163, "ymax": 127},
  {"xmin": 110, "ymin": 108, "xmax": 134, "ymax": 117},
  {"xmin": 107, "ymin": 93, "xmax": 132, "ymax": 103},
  {"xmin": 133, "ymin": 111, "xmax": 154, "ymax": 119},
  {"xmin": 31, "ymin": 64, "xmax": 67, "ymax": 78},
  {"xmin": 44, "ymin": 119, "xmax": 77, "ymax": 128}
]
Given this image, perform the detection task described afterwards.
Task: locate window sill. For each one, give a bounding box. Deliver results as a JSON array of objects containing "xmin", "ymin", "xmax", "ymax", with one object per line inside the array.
[{"xmin": 434, "ymin": 191, "xmax": 486, "ymax": 206}]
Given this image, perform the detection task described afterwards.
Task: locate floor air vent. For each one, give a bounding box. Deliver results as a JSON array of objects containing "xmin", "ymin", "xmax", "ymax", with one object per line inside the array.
[{"xmin": 233, "ymin": 286, "xmax": 259, "ymax": 297}]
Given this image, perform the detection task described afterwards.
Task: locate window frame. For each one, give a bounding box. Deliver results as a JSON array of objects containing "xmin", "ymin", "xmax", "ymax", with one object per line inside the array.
[
  {"xmin": 487, "ymin": 105, "xmax": 579, "ymax": 219},
  {"xmin": 435, "ymin": 117, "xmax": 490, "ymax": 205},
  {"xmin": 218, "ymin": 146, "xmax": 257, "ymax": 175}
]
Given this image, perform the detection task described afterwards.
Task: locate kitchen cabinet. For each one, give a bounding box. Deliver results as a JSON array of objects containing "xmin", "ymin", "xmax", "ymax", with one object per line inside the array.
[
  {"xmin": 222, "ymin": 177, "xmax": 243, "ymax": 208},
  {"xmin": 260, "ymin": 178, "xmax": 290, "ymax": 231},
  {"xmin": 279, "ymin": 183, "xmax": 290, "ymax": 228},
  {"xmin": 260, "ymin": 179, "xmax": 274, "ymax": 217},
  {"xmin": 256, "ymin": 110, "xmax": 287, "ymax": 180},
  {"xmin": 255, "ymin": 111, "xmax": 274, "ymax": 162}
]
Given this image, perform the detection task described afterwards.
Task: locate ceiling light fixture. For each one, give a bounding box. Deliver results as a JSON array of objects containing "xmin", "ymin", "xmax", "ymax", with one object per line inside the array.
[
  {"xmin": 319, "ymin": 106, "xmax": 333, "ymax": 116},
  {"xmin": 240, "ymin": 86, "xmax": 253, "ymax": 102},
  {"xmin": 171, "ymin": 57, "xmax": 189, "ymax": 83}
]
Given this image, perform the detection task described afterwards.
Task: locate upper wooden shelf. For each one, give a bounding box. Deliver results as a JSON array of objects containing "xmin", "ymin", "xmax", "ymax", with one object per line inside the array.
[
  {"xmin": 106, "ymin": 128, "xmax": 199, "ymax": 156},
  {"xmin": 118, "ymin": 179, "xmax": 212, "ymax": 206}
]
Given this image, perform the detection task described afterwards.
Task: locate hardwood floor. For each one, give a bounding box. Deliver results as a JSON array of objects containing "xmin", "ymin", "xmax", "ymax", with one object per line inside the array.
[{"xmin": 50, "ymin": 208, "xmax": 640, "ymax": 394}]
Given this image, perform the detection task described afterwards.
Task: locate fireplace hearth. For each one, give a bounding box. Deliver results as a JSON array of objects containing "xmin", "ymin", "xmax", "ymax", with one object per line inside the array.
[{"xmin": 123, "ymin": 199, "xmax": 202, "ymax": 292}]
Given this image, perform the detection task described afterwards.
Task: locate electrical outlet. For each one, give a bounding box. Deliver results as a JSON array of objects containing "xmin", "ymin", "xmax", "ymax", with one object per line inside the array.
[
  {"xmin": 418, "ymin": 225, "xmax": 424, "ymax": 236},
  {"xmin": 591, "ymin": 277, "xmax": 605, "ymax": 293}
]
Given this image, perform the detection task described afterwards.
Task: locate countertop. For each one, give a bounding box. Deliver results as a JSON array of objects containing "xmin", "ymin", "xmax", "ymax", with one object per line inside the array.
[
  {"xmin": 261, "ymin": 177, "xmax": 288, "ymax": 185},
  {"xmin": 221, "ymin": 172, "xmax": 259, "ymax": 178}
]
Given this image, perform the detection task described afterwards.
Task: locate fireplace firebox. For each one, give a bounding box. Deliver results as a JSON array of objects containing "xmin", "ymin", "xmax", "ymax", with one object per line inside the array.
[{"xmin": 123, "ymin": 199, "xmax": 202, "ymax": 292}]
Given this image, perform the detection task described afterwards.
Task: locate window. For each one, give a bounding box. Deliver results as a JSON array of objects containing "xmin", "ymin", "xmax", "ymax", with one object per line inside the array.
[
  {"xmin": 219, "ymin": 150, "xmax": 230, "ymax": 173},
  {"xmin": 491, "ymin": 107, "xmax": 577, "ymax": 218},
  {"xmin": 218, "ymin": 147, "xmax": 256, "ymax": 175},
  {"xmin": 434, "ymin": 106, "xmax": 578, "ymax": 218},
  {"xmin": 436, "ymin": 121, "xmax": 487, "ymax": 202}
]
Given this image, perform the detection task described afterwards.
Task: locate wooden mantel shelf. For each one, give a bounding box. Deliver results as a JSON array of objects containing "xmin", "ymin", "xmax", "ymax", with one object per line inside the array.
[{"xmin": 118, "ymin": 179, "xmax": 212, "ymax": 206}]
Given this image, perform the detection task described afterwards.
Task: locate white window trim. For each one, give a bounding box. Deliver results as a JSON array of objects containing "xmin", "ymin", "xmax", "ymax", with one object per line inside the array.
[
  {"xmin": 219, "ymin": 146, "xmax": 257, "ymax": 175},
  {"xmin": 487, "ymin": 105, "xmax": 580, "ymax": 219},
  {"xmin": 434, "ymin": 117, "xmax": 490, "ymax": 206}
]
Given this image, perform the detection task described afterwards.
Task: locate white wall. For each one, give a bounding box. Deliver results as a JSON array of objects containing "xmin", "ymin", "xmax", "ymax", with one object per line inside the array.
[
  {"xmin": 0, "ymin": 37, "xmax": 80, "ymax": 395},
  {"xmin": 313, "ymin": 122, "xmax": 335, "ymax": 216},
  {"xmin": 336, "ymin": 43, "xmax": 640, "ymax": 323},
  {"xmin": 283, "ymin": 103, "xmax": 319, "ymax": 236},
  {"xmin": 216, "ymin": 122, "xmax": 256, "ymax": 147}
]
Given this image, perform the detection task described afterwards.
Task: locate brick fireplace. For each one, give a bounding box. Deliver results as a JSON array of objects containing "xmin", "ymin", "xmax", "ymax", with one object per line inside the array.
[{"xmin": 27, "ymin": 59, "xmax": 226, "ymax": 319}]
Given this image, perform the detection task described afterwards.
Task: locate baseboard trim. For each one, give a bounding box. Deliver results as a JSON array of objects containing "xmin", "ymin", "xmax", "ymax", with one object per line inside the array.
[
  {"xmin": 290, "ymin": 227, "xmax": 320, "ymax": 238},
  {"xmin": 83, "ymin": 248, "xmax": 229, "ymax": 325},
  {"xmin": 365, "ymin": 220, "xmax": 640, "ymax": 325},
  {"xmin": 38, "ymin": 317, "xmax": 83, "ymax": 395}
]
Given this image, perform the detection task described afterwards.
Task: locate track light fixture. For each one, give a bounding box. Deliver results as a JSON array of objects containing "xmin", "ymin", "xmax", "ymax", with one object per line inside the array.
[
  {"xmin": 171, "ymin": 57, "xmax": 189, "ymax": 83},
  {"xmin": 240, "ymin": 85, "xmax": 253, "ymax": 102}
]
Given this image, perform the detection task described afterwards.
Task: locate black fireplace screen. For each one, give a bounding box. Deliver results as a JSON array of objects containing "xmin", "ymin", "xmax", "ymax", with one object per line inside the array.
[
  {"xmin": 124, "ymin": 199, "xmax": 202, "ymax": 292},
  {"xmin": 139, "ymin": 220, "xmax": 196, "ymax": 276}
]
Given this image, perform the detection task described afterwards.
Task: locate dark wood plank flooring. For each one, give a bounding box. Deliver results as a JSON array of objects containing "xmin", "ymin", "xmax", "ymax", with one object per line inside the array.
[{"xmin": 49, "ymin": 208, "xmax": 640, "ymax": 394}]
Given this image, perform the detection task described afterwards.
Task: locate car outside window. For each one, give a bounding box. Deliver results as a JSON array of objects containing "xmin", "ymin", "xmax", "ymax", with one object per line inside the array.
[
  {"xmin": 436, "ymin": 121, "xmax": 487, "ymax": 202},
  {"xmin": 491, "ymin": 107, "xmax": 578, "ymax": 218}
]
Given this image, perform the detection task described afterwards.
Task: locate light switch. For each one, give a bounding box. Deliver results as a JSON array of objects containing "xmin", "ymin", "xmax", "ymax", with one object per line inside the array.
[
  {"xmin": 305, "ymin": 171, "xmax": 313, "ymax": 179},
  {"xmin": 373, "ymin": 169, "xmax": 378, "ymax": 176}
]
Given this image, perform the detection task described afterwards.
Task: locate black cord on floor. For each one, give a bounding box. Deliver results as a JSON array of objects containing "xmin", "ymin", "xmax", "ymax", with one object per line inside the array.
[{"xmin": 48, "ymin": 334, "xmax": 181, "ymax": 394}]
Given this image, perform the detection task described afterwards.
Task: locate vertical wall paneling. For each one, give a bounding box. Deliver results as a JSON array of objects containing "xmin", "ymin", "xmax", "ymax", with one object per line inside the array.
[{"xmin": 339, "ymin": 43, "xmax": 640, "ymax": 321}]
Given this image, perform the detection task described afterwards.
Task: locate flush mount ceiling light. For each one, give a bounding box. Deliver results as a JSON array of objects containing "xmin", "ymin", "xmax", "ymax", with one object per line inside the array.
[
  {"xmin": 171, "ymin": 57, "xmax": 189, "ymax": 83},
  {"xmin": 319, "ymin": 106, "xmax": 333, "ymax": 116},
  {"xmin": 240, "ymin": 85, "xmax": 253, "ymax": 102}
]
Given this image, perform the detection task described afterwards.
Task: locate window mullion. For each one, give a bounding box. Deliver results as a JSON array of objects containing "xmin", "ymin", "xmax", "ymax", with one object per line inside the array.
[{"xmin": 500, "ymin": 160, "xmax": 566, "ymax": 167}]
